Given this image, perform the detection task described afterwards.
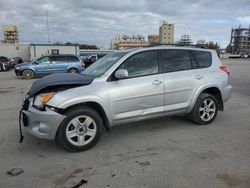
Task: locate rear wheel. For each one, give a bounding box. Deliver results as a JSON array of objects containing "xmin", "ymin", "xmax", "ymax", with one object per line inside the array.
[
  {"xmin": 22, "ymin": 70, "xmax": 34, "ymax": 79},
  {"xmin": 68, "ymin": 68, "xmax": 79, "ymax": 74},
  {"xmin": 56, "ymin": 106, "xmax": 103, "ymax": 152},
  {"xmin": 189, "ymin": 93, "xmax": 218, "ymax": 125}
]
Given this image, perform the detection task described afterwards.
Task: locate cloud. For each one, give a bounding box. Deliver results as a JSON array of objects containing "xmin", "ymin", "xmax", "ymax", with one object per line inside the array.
[{"xmin": 0, "ymin": 0, "xmax": 249, "ymax": 48}]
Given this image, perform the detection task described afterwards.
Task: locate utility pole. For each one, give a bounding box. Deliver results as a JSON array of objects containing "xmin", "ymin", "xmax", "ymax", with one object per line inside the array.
[{"xmin": 46, "ymin": 9, "xmax": 50, "ymax": 44}]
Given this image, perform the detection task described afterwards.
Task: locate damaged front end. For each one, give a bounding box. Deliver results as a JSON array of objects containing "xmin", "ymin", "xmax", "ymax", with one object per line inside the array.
[{"xmin": 19, "ymin": 73, "xmax": 94, "ymax": 142}]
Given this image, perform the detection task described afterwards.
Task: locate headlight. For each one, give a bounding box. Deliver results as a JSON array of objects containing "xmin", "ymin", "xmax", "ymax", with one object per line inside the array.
[
  {"xmin": 33, "ymin": 92, "xmax": 55, "ymax": 109},
  {"xmin": 15, "ymin": 66, "xmax": 21, "ymax": 69}
]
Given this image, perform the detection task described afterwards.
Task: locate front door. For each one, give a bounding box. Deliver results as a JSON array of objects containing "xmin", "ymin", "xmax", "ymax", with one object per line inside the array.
[
  {"xmin": 108, "ymin": 50, "xmax": 165, "ymax": 122},
  {"xmin": 34, "ymin": 56, "xmax": 52, "ymax": 75}
]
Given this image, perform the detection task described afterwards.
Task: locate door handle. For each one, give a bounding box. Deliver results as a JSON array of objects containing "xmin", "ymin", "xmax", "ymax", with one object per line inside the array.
[
  {"xmin": 152, "ymin": 80, "xmax": 163, "ymax": 86},
  {"xmin": 195, "ymin": 75, "xmax": 203, "ymax": 80}
]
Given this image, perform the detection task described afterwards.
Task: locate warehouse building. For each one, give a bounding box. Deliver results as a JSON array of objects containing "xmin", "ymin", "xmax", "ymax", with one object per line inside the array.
[{"xmin": 30, "ymin": 44, "xmax": 79, "ymax": 59}]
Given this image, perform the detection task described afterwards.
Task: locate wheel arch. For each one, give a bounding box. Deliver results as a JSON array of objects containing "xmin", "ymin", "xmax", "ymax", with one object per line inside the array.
[
  {"xmin": 59, "ymin": 101, "xmax": 110, "ymax": 131},
  {"xmin": 188, "ymin": 85, "xmax": 224, "ymax": 113},
  {"xmin": 67, "ymin": 66, "xmax": 79, "ymax": 72},
  {"xmin": 22, "ymin": 68, "xmax": 36, "ymax": 78}
]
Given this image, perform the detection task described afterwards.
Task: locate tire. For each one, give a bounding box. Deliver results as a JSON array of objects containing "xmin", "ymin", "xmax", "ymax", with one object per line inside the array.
[
  {"xmin": 68, "ymin": 68, "xmax": 79, "ymax": 74},
  {"xmin": 22, "ymin": 69, "xmax": 34, "ymax": 79},
  {"xmin": 56, "ymin": 106, "xmax": 103, "ymax": 152},
  {"xmin": 189, "ymin": 93, "xmax": 218, "ymax": 125}
]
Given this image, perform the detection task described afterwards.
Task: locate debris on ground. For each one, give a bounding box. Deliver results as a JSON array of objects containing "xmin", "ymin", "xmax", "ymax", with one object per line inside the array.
[
  {"xmin": 7, "ymin": 168, "xmax": 24, "ymax": 176},
  {"xmin": 138, "ymin": 161, "xmax": 151, "ymax": 166},
  {"xmin": 71, "ymin": 179, "xmax": 88, "ymax": 188}
]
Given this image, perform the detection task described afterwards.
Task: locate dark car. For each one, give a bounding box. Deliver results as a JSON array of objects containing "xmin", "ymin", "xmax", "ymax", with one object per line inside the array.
[
  {"xmin": 82, "ymin": 54, "xmax": 108, "ymax": 67},
  {"xmin": 0, "ymin": 56, "xmax": 11, "ymax": 71}
]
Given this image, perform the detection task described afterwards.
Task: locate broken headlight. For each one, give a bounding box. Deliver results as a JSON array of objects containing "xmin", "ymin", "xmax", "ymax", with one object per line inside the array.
[{"xmin": 33, "ymin": 92, "xmax": 55, "ymax": 109}]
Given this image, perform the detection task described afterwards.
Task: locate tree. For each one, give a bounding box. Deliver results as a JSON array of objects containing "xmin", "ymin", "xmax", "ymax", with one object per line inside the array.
[
  {"xmin": 205, "ymin": 41, "xmax": 220, "ymax": 55},
  {"xmin": 79, "ymin": 44, "xmax": 99, "ymax": 49}
]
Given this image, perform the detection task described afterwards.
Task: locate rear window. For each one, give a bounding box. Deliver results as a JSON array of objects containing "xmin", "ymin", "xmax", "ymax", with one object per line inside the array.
[
  {"xmin": 192, "ymin": 51, "xmax": 212, "ymax": 68},
  {"xmin": 66, "ymin": 56, "xmax": 79, "ymax": 62}
]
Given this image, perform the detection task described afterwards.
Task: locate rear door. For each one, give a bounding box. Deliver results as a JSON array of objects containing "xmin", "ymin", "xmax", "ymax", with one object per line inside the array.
[
  {"xmin": 160, "ymin": 49, "xmax": 206, "ymax": 112},
  {"xmin": 66, "ymin": 55, "xmax": 80, "ymax": 70},
  {"xmin": 50, "ymin": 55, "xmax": 67, "ymax": 73},
  {"xmin": 108, "ymin": 50, "xmax": 165, "ymax": 122}
]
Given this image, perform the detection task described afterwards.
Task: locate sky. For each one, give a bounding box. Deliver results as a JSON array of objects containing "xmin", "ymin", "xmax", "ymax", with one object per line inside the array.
[{"xmin": 0, "ymin": 0, "xmax": 250, "ymax": 48}]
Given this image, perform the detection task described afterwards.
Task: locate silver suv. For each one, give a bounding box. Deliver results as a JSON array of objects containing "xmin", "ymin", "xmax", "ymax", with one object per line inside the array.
[{"xmin": 20, "ymin": 47, "xmax": 232, "ymax": 151}]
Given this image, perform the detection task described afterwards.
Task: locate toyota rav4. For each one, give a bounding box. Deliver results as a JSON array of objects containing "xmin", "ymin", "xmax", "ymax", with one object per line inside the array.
[{"xmin": 20, "ymin": 46, "xmax": 232, "ymax": 152}]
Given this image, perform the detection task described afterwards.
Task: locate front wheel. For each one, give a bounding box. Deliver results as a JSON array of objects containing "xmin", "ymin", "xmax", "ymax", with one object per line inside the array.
[
  {"xmin": 56, "ymin": 106, "xmax": 103, "ymax": 152},
  {"xmin": 22, "ymin": 69, "xmax": 34, "ymax": 79},
  {"xmin": 189, "ymin": 93, "xmax": 218, "ymax": 125}
]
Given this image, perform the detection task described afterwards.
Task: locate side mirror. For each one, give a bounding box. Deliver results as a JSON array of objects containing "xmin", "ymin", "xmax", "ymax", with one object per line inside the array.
[
  {"xmin": 33, "ymin": 61, "xmax": 39, "ymax": 65},
  {"xmin": 115, "ymin": 69, "xmax": 128, "ymax": 79}
]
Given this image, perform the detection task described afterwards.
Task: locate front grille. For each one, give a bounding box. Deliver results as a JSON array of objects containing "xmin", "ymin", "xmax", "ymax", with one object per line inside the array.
[
  {"xmin": 22, "ymin": 98, "xmax": 29, "ymax": 111},
  {"xmin": 22, "ymin": 113, "xmax": 29, "ymax": 127}
]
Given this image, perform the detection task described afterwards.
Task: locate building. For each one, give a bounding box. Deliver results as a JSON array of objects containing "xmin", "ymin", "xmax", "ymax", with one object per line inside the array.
[
  {"xmin": 197, "ymin": 39, "xmax": 206, "ymax": 46},
  {"xmin": 159, "ymin": 21, "xmax": 174, "ymax": 44},
  {"xmin": 227, "ymin": 26, "xmax": 250, "ymax": 55},
  {"xmin": 0, "ymin": 43, "xmax": 30, "ymax": 60},
  {"xmin": 148, "ymin": 34, "xmax": 160, "ymax": 45},
  {"xmin": 110, "ymin": 34, "xmax": 147, "ymax": 50},
  {"xmin": 178, "ymin": 35, "xmax": 192, "ymax": 45},
  {"xmin": 30, "ymin": 44, "xmax": 79, "ymax": 59},
  {"xmin": 1, "ymin": 25, "xmax": 19, "ymax": 44}
]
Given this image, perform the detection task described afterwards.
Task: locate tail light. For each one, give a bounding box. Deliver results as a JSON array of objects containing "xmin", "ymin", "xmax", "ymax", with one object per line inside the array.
[
  {"xmin": 81, "ymin": 61, "xmax": 85, "ymax": 68},
  {"xmin": 220, "ymin": 66, "xmax": 230, "ymax": 76}
]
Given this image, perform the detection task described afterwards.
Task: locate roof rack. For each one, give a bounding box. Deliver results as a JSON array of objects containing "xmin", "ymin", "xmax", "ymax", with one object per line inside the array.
[{"xmin": 147, "ymin": 43, "xmax": 210, "ymax": 49}]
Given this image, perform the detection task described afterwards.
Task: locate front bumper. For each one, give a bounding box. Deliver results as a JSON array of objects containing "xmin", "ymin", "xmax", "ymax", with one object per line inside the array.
[
  {"xmin": 22, "ymin": 104, "xmax": 65, "ymax": 140},
  {"xmin": 15, "ymin": 68, "xmax": 23, "ymax": 76}
]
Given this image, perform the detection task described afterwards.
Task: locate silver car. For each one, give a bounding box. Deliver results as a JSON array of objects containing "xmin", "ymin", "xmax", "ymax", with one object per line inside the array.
[{"xmin": 20, "ymin": 46, "xmax": 232, "ymax": 151}]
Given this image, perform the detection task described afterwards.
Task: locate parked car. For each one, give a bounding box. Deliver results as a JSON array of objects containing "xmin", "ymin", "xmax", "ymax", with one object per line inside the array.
[
  {"xmin": 0, "ymin": 56, "xmax": 11, "ymax": 71},
  {"xmin": 82, "ymin": 54, "xmax": 108, "ymax": 67},
  {"xmin": 13, "ymin": 57, "xmax": 23, "ymax": 64},
  {"xmin": 15, "ymin": 54, "xmax": 85, "ymax": 79},
  {"xmin": 20, "ymin": 47, "xmax": 232, "ymax": 151},
  {"xmin": 8, "ymin": 57, "xmax": 18, "ymax": 68}
]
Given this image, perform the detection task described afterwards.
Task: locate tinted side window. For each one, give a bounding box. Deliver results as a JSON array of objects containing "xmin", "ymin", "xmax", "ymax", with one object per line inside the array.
[
  {"xmin": 161, "ymin": 50, "xmax": 192, "ymax": 73},
  {"xmin": 37, "ymin": 56, "xmax": 50, "ymax": 64},
  {"xmin": 50, "ymin": 56, "xmax": 66, "ymax": 62},
  {"xmin": 66, "ymin": 56, "xmax": 79, "ymax": 62},
  {"xmin": 120, "ymin": 51, "xmax": 158, "ymax": 78},
  {"xmin": 190, "ymin": 53, "xmax": 199, "ymax": 69},
  {"xmin": 192, "ymin": 51, "xmax": 212, "ymax": 68}
]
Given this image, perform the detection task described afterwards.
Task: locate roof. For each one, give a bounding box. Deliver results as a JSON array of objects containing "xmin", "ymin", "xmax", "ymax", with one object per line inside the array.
[{"xmin": 30, "ymin": 43, "xmax": 79, "ymax": 47}]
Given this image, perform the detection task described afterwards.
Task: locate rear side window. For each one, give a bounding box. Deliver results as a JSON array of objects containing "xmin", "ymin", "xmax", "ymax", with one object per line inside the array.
[
  {"xmin": 50, "ymin": 56, "xmax": 66, "ymax": 62},
  {"xmin": 161, "ymin": 50, "xmax": 192, "ymax": 73},
  {"xmin": 192, "ymin": 51, "xmax": 212, "ymax": 68},
  {"xmin": 66, "ymin": 56, "xmax": 79, "ymax": 62}
]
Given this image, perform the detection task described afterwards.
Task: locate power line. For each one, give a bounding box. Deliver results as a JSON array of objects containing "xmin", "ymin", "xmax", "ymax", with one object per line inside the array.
[{"xmin": 46, "ymin": 9, "xmax": 50, "ymax": 43}]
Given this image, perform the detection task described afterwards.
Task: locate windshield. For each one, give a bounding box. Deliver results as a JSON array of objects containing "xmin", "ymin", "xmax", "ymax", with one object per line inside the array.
[{"xmin": 83, "ymin": 52, "xmax": 128, "ymax": 77}]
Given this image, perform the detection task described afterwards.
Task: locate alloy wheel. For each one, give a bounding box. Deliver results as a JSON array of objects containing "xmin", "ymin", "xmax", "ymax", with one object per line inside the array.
[{"xmin": 66, "ymin": 115, "xmax": 97, "ymax": 146}]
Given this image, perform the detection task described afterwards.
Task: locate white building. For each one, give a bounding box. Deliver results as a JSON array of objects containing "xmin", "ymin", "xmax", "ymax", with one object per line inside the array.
[
  {"xmin": 159, "ymin": 21, "xmax": 174, "ymax": 44},
  {"xmin": 178, "ymin": 35, "xmax": 193, "ymax": 45},
  {"xmin": 110, "ymin": 34, "xmax": 147, "ymax": 50}
]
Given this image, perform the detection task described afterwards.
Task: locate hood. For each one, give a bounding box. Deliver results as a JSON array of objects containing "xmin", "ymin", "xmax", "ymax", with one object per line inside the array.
[
  {"xmin": 16, "ymin": 62, "xmax": 32, "ymax": 67},
  {"xmin": 28, "ymin": 73, "xmax": 94, "ymax": 97}
]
